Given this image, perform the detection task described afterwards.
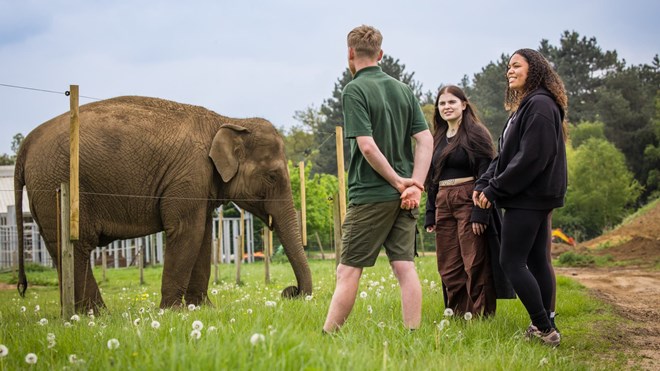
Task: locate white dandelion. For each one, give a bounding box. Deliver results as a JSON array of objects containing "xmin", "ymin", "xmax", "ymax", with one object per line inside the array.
[
  {"xmin": 464, "ymin": 312, "xmax": 473, "ymax": 321},
  {"xmin": 359, "ymin": 291, "xmax": 368, "ymax": 299},
  {"xmin": 440, "ymin": 319, "xmax": 450, "ymax": 329},
  {"xmin": 211, "ymin": 289, "xmax": 218, "ymax": 295},
  {"xmin": 187, "ymin": 304, "xmax": 196, "ymax": 311},
  {"xmin": 0, "ymin": 344, "xmax": 8, "ymax": 357},
  {"xmin": 265, "ymin": 301, "xmax": 277, "ymax": 307},
  {"xmin": 34, "ymin": 305, "xmax": 40, "ymax": 312},
  {"xmin": 25, "ymin": 353, "xmax": 38, "ymax": 364},
  {"xmin": 20, "ymin": 306, "xmax": 26, "ymax": 312},
  {"xmin": 150, "ymin": 320, "xmax": 161, "ymax": 329},
  {"xmin": 47, "ymin": 333, "xmax": 56, "ymax": 342},
  {"xmin": 443, "ymin": 308, "xmax": 454, "ymax": 317},
  {"xmin": 158, "ymin": 309, "xmax": 165, "ymax": 316},
  {"xmin": 38, "ymin": 318, "xmax": 48, "ymax": 326},
  {"xmin": 305, "ymin": 295, "xmax": 313, "ymax": 301},
  {"xmin": 47, "ymin": 340, "xmax": 56, "ymax": 349},
  {"xmin": 377, "ymin": 322, "xmax": 386, "ymax": 329},
  {"xmin": 69, "ymin": 354, "xmax": 80, "ymax": 364},
  {"xmin": 133, "ymin": 318, "xmax": 141, "ymax": 326},
  {"xmin": 107, "ymin": 338, "xmax": 120, "ymax": 350},
  {"xmin": 539, "ymin": 357, "xmax": 549, "ymax": 366},
  {"xmin": 71, "ymin": 314, "xmax": 80, "ymax": 322},
  {"xmin": 64, "ymin": 321, "xmax": 72, "ymax": 328},
  {"xmin": 230, "ymin": 318, "xmax": 236, "ymax": 324},
  {"xmin": 250, "ymin": 333, "xmax": 265, "ymax": 346},
  {"xmin": 367, "ymin": 305, "xmax": 373, "ymax": 314},
  {"xmin": 207, "ymin": 326, "xmax": 217, "ymax": 332},
  {"xmin": 190, "ymin": 329, "xmax": 202, "ymax": 340},
  {"xmin": 192, "ymin": 320, "xmax": 204, "ymax": 331},
  {"xmin": 88, "ymin": 309, "xmax": 94, "ymax": 316},
  {"xmin": 139, "ymin": 307, "xmax": 145, "ymax": 314},
  {"xmin": 122, "ymin": 312, "xmax": 129, "ymax": 319},
  {"xmin": 88, "ymin": 321, "xmax": 96, "ymax": 327},
  {"xmin": 247, "ymin": 308, "xmax": 253, "ymax": 314}
]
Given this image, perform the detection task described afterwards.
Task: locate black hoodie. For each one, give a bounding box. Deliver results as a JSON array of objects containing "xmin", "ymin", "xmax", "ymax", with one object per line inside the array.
[{"xmin": 475, "ymin": 88, "xmax": 567, "ymax": 210}]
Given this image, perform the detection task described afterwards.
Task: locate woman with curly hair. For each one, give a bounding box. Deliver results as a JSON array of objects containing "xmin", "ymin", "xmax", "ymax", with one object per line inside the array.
[
  {"xmin": 423, "ymin": 85, "xmax": 507, "ymax": 317},
  {"xmin": 473, "ymin": 49, "xmax": 568, "ymax": 347}
]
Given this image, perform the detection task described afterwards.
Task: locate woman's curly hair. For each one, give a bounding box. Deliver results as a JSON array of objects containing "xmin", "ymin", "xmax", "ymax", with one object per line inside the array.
[{"xmin": 504, "ymin": 48, "xmax": 569, "ymax": 141}]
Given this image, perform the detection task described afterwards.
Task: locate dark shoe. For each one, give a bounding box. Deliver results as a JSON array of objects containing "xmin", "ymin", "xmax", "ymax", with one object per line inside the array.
[{"xmin": 525, "ymin": 325, "xmax": 561, "ymax": 347}]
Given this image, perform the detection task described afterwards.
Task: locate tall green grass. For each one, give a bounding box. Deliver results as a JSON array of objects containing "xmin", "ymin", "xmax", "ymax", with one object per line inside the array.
[{"xmin": 0, "ymin": 257, "xmax": 628, "ymax": 370}]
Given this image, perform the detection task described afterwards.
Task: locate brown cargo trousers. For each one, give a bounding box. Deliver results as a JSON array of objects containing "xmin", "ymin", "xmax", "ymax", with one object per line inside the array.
[{"xmin": 434, "ymin": 181, "xmax": 496, "ymax": 316}]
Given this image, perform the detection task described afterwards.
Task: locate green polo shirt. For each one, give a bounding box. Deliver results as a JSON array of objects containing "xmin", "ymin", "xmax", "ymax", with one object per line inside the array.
[{"xmin": 342, "ymin": 66, "xmax": 428, "ymax": 204}]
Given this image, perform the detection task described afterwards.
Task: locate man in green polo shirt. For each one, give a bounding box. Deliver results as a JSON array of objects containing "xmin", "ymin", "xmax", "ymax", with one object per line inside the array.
[{"xmin": 322, "ymin": 25, "xmax": 433, "ymax": 333}]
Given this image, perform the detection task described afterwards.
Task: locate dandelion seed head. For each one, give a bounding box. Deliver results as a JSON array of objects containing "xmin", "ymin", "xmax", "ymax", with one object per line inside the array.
[
  {"xmin": 64, "ymin": 321, "xmax": 72, "ymax": 328},
  {"xmin": 440, "ymin": 319, "xmax": 450, "ymax": 328},
  {"xmin": 25, "ymin": 352, "xmax": 38, "ymax": 364},
  {"xmin": 71, "ymin": 314, "xmax": 80, "ymax": 322},
  {"xmin": 187, "ymin": 304, "xmax": 196, "ymax": 311},
  {"xmin": 47, "ymin": 333, "xmax": 55, "ymax": 342},
  {"xmin": 208, "ymin": 326, "xmax": 217, "ymax": 332},
  {"xmin": 38, "ymin": 318, "xmax": 48, "ymax": 326},
  {"xmin": 88, "ymin": 321, "xmax": 96, "ymax": 327},
  {"xmin": 47, "ymin": 340, "xmax": 56, "ymax": 349},
  {"xmin": 190, "ymin": 329, "xmax": 202, "ymax": 340},
  {"xmin": 377, "ymin": 322, "xmax": 386, "ymax": 329},
  {"xmin": 0, "ymin": 344, "xmax": 8, "ymax": 357},
  {"xmin": 20, "ymin": 306, "xmax": 26, "ymax": 312},
  {"xmin": 158, "ymin": 309, "xmax": 165, "ymax": 316},
  {"xmin": 464, "ymin": 312, "xmax": 473, "ymax": 321},
  {"xmin": 211, "ymin": 289, "xmax": 218, "ymax": 295},
  {"xmin": 265, "ymin": 301, "xmax": 277, "ymax": 307},
  {"xmin": 107, "ymin": 338, "xmax": 120, "ymax": 350},
  {"xmin": 139, "ymin": 307, "xmax": 145, "ymax": 314},
  {"xmin": 250, "ymin": 333, "xmax": 265, "ymax": 346},
  {"xmin": 151, "ymin": 320, "xmax": 161, "ymax": 329},
  {"xmin": 247, "ymin": 308, "xmax": 253, "ymax": 314},
  {"xmin": 133, "ymin": 318, "xmax": 141, "ymax": 326},
  {"xmin": 367, "ymin": 305, "xmax": 373, "ymax": 314},
  {"xmin": 34, "ymin": 305, "xmax": 40, "ymax": 312},
  {"xmin": 230, "ymin": 318, "xmax": 236, "ymax": 323},
  {"xmin": 305, "ymin": 295, "xmax": 313, "ymax": 301},
  {"xmin": 69, "ymin": 354, "xmax": 79, "ymax": 364},
  {"xmin": 192, "ymin": 320, "xmax": 204, "ymax": 331},
  {"xmin": 539, "ymin": 357, "xmax": 549, "ymax": 367},
  {"xmin": 359, "ymin": 291, "xmax": 368, "ymax": 299},
  {"xmin": 444, "ymin": 308, "xmax": 454, "ymax": 317}
]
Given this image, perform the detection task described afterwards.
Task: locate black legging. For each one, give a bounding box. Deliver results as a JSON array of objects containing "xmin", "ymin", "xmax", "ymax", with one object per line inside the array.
[{"xmin": 500, "ymin": 208, "xmax": 553, "ymax": 331}]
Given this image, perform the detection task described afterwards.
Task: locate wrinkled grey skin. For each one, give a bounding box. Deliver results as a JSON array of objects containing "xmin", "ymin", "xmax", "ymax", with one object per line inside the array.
[{"xmin": 14, "ymin": 96, "xmax": 312, "ymax": 313}]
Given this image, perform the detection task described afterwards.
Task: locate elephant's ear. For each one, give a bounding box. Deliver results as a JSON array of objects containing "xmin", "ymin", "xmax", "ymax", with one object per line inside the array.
[{"xmin": 209, "ymin": 124, "xmax": 251, "ymax": 182}]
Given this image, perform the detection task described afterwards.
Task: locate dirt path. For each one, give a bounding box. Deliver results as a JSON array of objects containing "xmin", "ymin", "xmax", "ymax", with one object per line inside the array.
[{"xmin": 556, "ymin": 267, "xmax": 660, "ymax": 370}]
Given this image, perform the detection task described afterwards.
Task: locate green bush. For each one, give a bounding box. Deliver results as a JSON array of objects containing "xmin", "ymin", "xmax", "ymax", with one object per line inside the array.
[{"xmin": 558, "ymin": 252, "xmax": 595, "ymax": 267}]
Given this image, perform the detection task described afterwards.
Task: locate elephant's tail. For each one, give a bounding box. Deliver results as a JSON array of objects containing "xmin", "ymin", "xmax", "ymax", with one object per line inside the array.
[{"xmin": 14, "ymin": 154, "xmax": 28, "ymax": 297}]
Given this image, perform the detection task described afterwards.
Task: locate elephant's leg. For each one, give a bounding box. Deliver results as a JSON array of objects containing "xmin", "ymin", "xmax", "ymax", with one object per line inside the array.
[
  {"xmin": 184, "ymin": 216, "xmax": 213, "ymax": 306},
  {"xmin": 159, "ymin": 204, "xmax": 208, "ymax": 309},
  {"xmin": 73, "ymin": 245, "xmax": 105, "ymax": 313}
]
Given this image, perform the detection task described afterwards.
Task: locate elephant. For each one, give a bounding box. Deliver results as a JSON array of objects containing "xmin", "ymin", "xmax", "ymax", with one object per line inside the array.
[{"xmin": 14, "ymin": 96, "xmax": 312, "ymax": 313}]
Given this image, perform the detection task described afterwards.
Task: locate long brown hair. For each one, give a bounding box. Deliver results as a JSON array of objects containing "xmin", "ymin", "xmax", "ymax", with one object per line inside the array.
[
  {"xmin": 504, "ymin": 48, "xmax": 569, "ymax": 141},
  {"xmin": 425, "ymin": 85, "xmax": 495, "ymax": 189}
]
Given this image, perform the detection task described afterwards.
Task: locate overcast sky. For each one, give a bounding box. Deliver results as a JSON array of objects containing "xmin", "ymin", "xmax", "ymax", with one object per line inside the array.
[{"xmin": 1, "ymin": 0, "xmax": 658, "ymax": 155}]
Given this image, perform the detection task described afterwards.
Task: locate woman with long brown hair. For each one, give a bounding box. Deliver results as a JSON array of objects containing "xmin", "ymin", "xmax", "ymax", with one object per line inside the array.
[
  {"xmin": 473, "ymin": 48, "xmax": 568, "ymax": 346},
  {"xmin": 424, "ymin": 85, "xmax": 502, "ymax": 317}
]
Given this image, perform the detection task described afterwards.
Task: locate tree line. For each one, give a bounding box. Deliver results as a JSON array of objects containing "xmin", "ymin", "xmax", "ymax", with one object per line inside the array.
[
  {"xmin": 282, "ymin": 30, "xmax": 659, "ymax": 245},
  {"xmin": 3, "ymin": 30, "xmax": 657, "ymax": 246}
]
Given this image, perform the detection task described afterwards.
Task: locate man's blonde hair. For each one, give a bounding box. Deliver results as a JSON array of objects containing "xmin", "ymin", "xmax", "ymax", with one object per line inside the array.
[{"xmin": 347, "ymin": 25, "xmax": 382, "ymax": 59}]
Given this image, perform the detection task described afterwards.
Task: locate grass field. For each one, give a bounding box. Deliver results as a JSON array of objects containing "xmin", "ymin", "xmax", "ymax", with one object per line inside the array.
[{"xmin": 0, "ymin": 256, "xmax": 629, "ymax": 370}]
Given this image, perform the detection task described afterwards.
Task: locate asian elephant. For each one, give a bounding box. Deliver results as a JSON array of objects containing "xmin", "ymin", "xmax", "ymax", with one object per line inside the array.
[{"xmin": 14, "ymin": 96, "xmax": 312, "ymax": 313}]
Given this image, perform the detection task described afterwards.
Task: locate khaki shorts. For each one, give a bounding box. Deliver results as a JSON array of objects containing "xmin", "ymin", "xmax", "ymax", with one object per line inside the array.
[{"xmin": 341, "ymin": 199, "xmax": 419, "ymax": 267}]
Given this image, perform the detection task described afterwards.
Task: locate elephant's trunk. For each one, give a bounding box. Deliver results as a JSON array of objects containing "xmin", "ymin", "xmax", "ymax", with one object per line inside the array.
[{"xmin": 270, "ymin": 202, "xmax": 313, "ymax": 298}]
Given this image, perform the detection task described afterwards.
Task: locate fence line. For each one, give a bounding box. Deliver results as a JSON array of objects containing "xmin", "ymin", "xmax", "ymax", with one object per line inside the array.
[{"xmin": 0, "ymin": 213, "xmax": 255, "ymax": 270}]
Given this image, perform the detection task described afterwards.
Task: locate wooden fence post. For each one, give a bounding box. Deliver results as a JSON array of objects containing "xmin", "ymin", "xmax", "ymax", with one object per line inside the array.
[
  {"xmin": 69, "ymin": 85, "xmax": 79, "ymax": 241},
  {"xmin": 333, "ymin": 193, "xmax": 342, "ymax": 268},
  {"xmin": 335, "ymin": 126, "xmax": 346, "ymax": 225},
  {"xmin": 60, "ymin": 183, "xmax": 75, "ymax": 318},
  {"xmin": 299, "ymin": 161, "xmax": 307, "ymax": 248}
]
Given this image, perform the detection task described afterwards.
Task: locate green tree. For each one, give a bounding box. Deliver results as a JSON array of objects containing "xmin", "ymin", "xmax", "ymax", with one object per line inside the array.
[
  {"xmin": 280, "ymin": 105, "xmax": 324, "ymax": 165},
  {"xmin": 465, "ymin": 54, "xmax": 509, "ymax": 140},
  {"xmin": 0, "ymin": 133, "xmax": 24, "ymax": 165},
  {"xmin": 569, "ymin": 121, "xmax": 606, "ymax": 148},
  {"xmin": 287, "ymin": 161, "xmax": 339, "ymax": 249},
  {"xmin": 539, "ymin": 31, "xmax": 620, "ymax": 123},
  {"xmin": 554, "ymin": 137, "xmax": 642, "ymax": 239},
  {"xmin": 643, "ymin": 93, "xmax": 660, "ymax": 199},
  {"xmin": 315, "ymin": 54, "xmax": 425, "ymax": 175}
]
